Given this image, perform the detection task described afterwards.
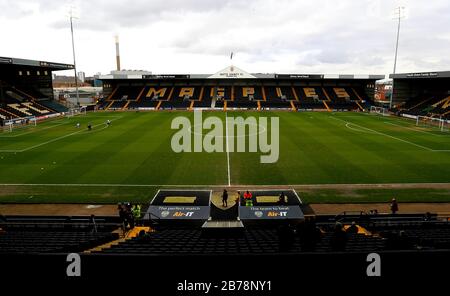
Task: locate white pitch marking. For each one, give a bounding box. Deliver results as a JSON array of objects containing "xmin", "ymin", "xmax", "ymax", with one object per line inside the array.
[
  {"xmin": 1, "ymin": 182, "xmax": 450, "ymax": 188},
  {"xmin": 384, "ymin": 121, "xmax": 448, "ymax": 137},
  {"xmin": 225, "ymin": 112, "xmax": 231, "ymax": 186},
  {"xmin": 330, "ymin": 116, "xmax": 442, "ymax": 152},
  {"xmin": 0, "ymin": 117, "xmax": 122, "ymax": 153},
  {"xmin": 0, "ymin": 122, "xmax": 68, "ymax": 138}
]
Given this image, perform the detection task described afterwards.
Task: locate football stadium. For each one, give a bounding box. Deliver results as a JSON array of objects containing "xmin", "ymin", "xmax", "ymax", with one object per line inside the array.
[{"xmin": 1, "ymin": 0, "xmax": 450, "ymax": 287}]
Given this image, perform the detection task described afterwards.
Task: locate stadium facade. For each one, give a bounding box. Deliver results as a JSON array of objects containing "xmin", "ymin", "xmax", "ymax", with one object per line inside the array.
[
  {"xmin": 98, "ymin": 65, "xmax": 384, "ymax": 112},
  {"xmin": 390, "ymin": 70, "xmax": 450, "ymax": 119},
  {"xmin": 2, "ymin": 55, "xmax": 449, "ymax": 123}
]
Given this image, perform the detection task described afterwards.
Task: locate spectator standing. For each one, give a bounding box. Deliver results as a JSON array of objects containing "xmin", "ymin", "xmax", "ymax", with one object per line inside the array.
[
  {"xmin": 346, "ymin": 221, "xmax": 358, "ymax": 234},
  {"xmin": 132, "ymin": 204, "xmax": 142, "ymax": 226},
  {"xmin": 90, "ymin": 214, "xmax": 98, "ymax": 233},
  {"xmin": 222, "ymin": 189, "xmax": 228, "ymax": 207},
  {"xmin": 390, "ymin": 198, "xmax": 399, "ymax": 214},
  {"xmin": 278, "ymin": 192, "xmax": 286, "ymax": 205},
  {"xmin": 331, "ymin": 222, "xmax": 347, "ymax": 251},
  {"xmin": 118, "ymin": 203, "xmax": 126, "ymax": 229},
  {"xmin": 236, "ymin": 191, "xmax": 241, "ymax": 205}
]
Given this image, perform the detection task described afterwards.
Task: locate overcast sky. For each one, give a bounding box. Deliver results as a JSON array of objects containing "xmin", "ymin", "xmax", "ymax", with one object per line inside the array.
[{"xmin": 1, "ymin": 0, "xmax": 449, "ymax": 77}]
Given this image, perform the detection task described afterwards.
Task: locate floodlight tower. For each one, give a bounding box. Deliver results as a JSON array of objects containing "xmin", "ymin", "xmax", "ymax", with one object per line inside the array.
[
  {"xmin": 69, "ymin": 7, "xmax": 80, "ymax": 106},
  {"xmin": 390, "ymin": 6, "xmax": 405, "ymax": 109}
]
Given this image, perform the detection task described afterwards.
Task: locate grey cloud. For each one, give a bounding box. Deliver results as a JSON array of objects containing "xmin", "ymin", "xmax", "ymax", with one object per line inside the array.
[
  {"xmin": 2, "ymin": 0, "xmax": 450, "ymax": 75},
  {"xmin": 46, "ymin": 0, "xmax": 249, "ymax": 31},
  {"xmin": 0, "ymin": 1, "xmax": 34, "ymax": 18}
]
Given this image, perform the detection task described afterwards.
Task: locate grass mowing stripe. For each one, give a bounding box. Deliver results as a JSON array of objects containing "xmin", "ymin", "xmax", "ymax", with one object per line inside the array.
[
  {"xmin": 0, "ymin": 116, "xmax": 122, "ymax": 153},
  {"xmin": 2, "ymin": 111, "xmax": 450, "ymax": 203},
  {"xmin": 329, "ymin": 115, "xmax": 435, "ymax": 151},
  {"xmin": 225, "ymin": 111, "xmax": 231, "ymax": 186},
  {"xmin": 383, "ymin": 121, "xmax": 447, "ymax": 138},
  {"xmin": 0, "ymin": 122, "xmax": 68, "ymax": 138}
]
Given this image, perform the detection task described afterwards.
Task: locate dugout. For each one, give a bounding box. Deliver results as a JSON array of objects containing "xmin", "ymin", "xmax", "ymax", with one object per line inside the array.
[
  {"xmin": 144, "ymin": 189, "xmax": 212, "ymax": 226},
  {"xmin": 239, "ymin": 189, "xmax": 305, "ymax": 226}
]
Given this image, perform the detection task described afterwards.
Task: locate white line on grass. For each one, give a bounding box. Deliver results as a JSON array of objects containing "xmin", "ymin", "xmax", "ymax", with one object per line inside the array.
[
  {"xmin": 345, "ymin": 123, "xmax": 376, "ymax": 134},
  {"xmin": 0, "ymin": 122, "xmax": 68, "ymax": 138},
  {"xmin": 0, "ymin": 115, "xmax": 123, "ymax": 139},
  {"xmin": 1, "ymin": 182, "xmax": 450, "ymax": 188},
  {"xmin": 225, "ymin": 112, "xmax": 231, "ymax": 186},
  {"xmin": 330, "ymin": 116, "xmax": 450, "ymax": 152},
  {"xmin": 0, "ymin": 117, "xmax": 122, "ymax": 153},
  {"xmin": 384, "ymin": 121, "xmax": 447, "ymax": 137},
  {"xmin": 71, "ymin": 115, "xmax": 123, "ymax": 119}
]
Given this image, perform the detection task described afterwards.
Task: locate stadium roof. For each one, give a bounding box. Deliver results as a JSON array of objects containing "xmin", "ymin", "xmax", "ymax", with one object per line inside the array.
[
  {"xmin": 390, "ymin": 71, "xmax": 450, "ymax": 79},
  {"xmin": 99, "ymin": 65, "xmax": 385, "ymax": 80},
  {"xmin": 0, "ymin": 56, "xmax": 73, "ymax": 71}
]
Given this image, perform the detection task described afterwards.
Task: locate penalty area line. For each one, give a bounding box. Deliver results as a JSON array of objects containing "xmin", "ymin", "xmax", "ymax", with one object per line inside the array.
[
  {"xmin": 330, "ymin": 116, "xmax": 437, "ymax": 152},
  {"xmin": 0, "ymin": 117, "xmax": 122, "ymax": 153}
]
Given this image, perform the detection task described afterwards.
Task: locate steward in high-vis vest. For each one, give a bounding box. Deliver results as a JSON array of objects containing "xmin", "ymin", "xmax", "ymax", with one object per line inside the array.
[
  {"xmin": 132, "ymin": 204, "xmax": 141, "ymax": 219},
  {"xmin": 132, "ymin": 204, "xmax": 142, "ymax": 225}
]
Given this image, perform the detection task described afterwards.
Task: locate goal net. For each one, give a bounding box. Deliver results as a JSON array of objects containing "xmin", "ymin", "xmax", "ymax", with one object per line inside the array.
[
  {"xmin": 2, "ymin": 116, "xmax": 37, "ymax": 132},
  {"xmin": 416, "ymin": 116, "xmax": 449, "ymax": 132},
  {"xmin": 370, "ymin": 106, "xmax": 389, "ymax": 116},
  {"xmin": 66, "ymin": 106, "xmax": 87, "ymax": 118}
]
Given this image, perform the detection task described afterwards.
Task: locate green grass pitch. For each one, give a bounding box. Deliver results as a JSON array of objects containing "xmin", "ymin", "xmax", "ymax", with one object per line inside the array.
[{"xmin": 1, "ymin": 111, "xmax": 450, "ymax": 204}]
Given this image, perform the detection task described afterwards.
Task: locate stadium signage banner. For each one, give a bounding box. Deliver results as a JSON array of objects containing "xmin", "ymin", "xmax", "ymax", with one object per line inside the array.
[
  {"xmin": 275, "ymin": 74, "xmax": 324, "ymax": 79},
  {"xmin": 148, "ymin": 205, "xmax": 210, "ymax": 220},
  {"xmin": 239, "ymin": 206, "xmax": 304, "ymax": 220},
  {"xmin": 406, "ymin": 72, "xmax": 438, "ymax": 78},
  {"xmin": 0, "ymin": 57, "xmax": 13, "ymax": 64},
  {"xmin": 143, "ymin": 74, "xmax": 190, "ymax": 79},
  {"xmin": 39, "ymin": 61, "xmax": 73, "ymax": 69}
]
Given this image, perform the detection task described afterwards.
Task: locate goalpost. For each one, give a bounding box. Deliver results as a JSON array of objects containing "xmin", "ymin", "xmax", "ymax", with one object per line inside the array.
[
  {"xmin": 2, "ymin": 116, "xmax": 37, "ymax": 132},
  {"xmin": 370, "ymin": 106, "xmax": 389, "ymax": 116},
  {"xmin": 416, "ymin": 115, "xmax": 449, "ymax": 132},
  {"xmin": 66, "ymin": 106, "xmax": 87, "ymax": 118}
]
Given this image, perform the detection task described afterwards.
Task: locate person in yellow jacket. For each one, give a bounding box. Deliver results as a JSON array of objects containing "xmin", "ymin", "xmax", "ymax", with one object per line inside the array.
[{"xmin": 132, "ymin": 204, "xmax": 142, "ymax": 225}]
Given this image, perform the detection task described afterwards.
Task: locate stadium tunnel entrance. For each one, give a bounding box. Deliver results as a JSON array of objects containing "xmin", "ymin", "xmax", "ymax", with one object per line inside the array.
[{"xmin": 144, "ymin": 189, "xmax": 305, "ymax": 229}]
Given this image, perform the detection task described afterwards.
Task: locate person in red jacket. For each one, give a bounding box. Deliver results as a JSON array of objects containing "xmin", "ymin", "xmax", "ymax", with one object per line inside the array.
[{"xmin": 244, "ymin": 190, "xmax": 253, "ymax": 206}]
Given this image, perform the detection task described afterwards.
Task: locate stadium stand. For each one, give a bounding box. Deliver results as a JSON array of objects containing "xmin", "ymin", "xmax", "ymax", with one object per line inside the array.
[
  {"xmin": 97, "ymin": 70, "xmax": 380, "ymax": 111},
  {"xmin": 109, "ymin": 85, "xmax": 143, "ymax": 101},
  {"xmin": 260, "ymin": 86, "xmax": 294, "ymax": 109},
  {"xmin": 399, "ymin": 92, "xmax": 450, "ymax": 119},
  {"xmin": 295, "ymin": 87, "xmax": 324, "ymax": 109},
  {"xmin": 0, "ymin": 216, "xmax": 121, "ymax": 254},
  {"xmin": 96, "ymin": 84, "xmax": 372, "ymax": 111},
  {"xmin": 0, "ymin": 213, "xmax": 450, "ymax": 254},
  {"xmin": 390, "ymin": 71, "xmax": 450, "ymax": 119},
  {"xmin": 95, "ymin": 225, "xmax": 387, "ymax": 255},
  {"xmin": 39, "ymin": 99, "xmax": 69, "ymax": 113},
  {"xmin": 0, "ymin": 231, "xmax": 118, "ymax": 254},
  {"xmin": 0, "ymin": 57, "xmax": 73, "ymax": 125}
]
